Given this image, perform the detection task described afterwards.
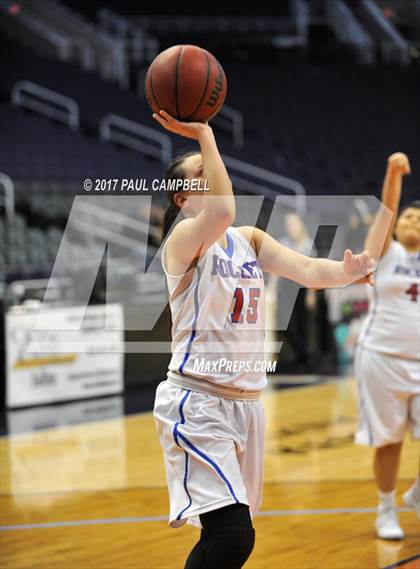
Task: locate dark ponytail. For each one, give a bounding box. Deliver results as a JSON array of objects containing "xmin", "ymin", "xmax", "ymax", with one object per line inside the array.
[
  {"xmin": 161, "ymin": 150, "xmax": 200, "ymax": 240},
  {"xmin": 162, "ymin": 203, "xmax": 180, "ymax": 240},
  {"xmin": 161, "ymin": 151, "xmax": 200, "ymax": 339}
]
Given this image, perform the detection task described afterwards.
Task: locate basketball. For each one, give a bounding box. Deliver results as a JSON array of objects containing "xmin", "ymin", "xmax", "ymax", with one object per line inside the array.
[
  {"xmin": 145, "ymin": 44, "xmax": 227, "ymax": 122},
  {"xmin": 4, "ymin": 3, "xmax": 420, "ymax": 569}
]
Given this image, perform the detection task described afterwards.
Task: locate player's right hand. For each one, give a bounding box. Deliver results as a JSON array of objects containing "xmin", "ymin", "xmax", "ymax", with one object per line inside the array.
[
  {"xmin": 153, "ymin": 110, "xmax": 210, "ymax": 140},
  {"xmin": 387, "ymin": 152, "xmax": 411, "ymax": 176}
]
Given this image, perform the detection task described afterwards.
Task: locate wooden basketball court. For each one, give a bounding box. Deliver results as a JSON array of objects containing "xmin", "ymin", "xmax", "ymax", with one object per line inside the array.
[{"xmin": 1, "ymin": 377, "xmax": 419, "ymax": 568}]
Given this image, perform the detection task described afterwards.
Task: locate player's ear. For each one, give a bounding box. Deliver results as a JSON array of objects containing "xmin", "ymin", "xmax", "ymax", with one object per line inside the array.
[{"xmin": 174, "ymin": 192, "xmax": 187, "ymax": 209}]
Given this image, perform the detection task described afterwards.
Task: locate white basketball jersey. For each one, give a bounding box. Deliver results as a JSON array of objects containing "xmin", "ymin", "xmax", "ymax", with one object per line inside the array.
[
  {"xmin": 358, "ymin": 240, "xmax": 420, "ymax": 360},
  {"xmin": 162, "ymin": 226, "xmax": 267, "ymax": 390}
]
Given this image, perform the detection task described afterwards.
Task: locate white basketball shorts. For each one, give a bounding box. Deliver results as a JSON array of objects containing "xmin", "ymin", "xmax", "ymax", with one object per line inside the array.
[
  {"xmin": 153, "ymin": 380, "xmax": 265, "ymax": 528},
  {"xmin": 354, "ymin": 346, "xmax": 420, "ymax": 447}
]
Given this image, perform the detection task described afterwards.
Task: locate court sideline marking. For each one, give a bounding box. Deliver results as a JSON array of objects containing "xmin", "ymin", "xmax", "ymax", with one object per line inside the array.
[
  {"xmin": 0, "ymin": 506, "xmax": 412, "ymax": 531},
  {"xmin": 383, "ymin": 554, "xmax": 420, "ymax": 569}
]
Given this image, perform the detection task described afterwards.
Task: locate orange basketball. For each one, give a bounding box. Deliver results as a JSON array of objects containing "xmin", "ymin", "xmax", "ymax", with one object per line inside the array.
[{"xmin": 145, "ymin": 44, "xmax": 227, "ymax": 122}]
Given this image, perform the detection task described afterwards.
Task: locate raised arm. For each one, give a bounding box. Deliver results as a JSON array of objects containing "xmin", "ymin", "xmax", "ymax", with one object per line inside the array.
[
  {"xmin": 238, "ymin": 226, "xmax": 374, "ymax": 288},
  {"xmin": 154, "ymin": 111, "xmax": 235, "ymax": 273},
  {"xmin": 364, "ymin": 152, "xmax": 411, "ymax": 259}
]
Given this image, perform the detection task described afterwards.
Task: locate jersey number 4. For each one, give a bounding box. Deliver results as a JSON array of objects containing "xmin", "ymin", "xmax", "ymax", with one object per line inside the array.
[
  {"xmin": 405, "ymin": 283, "xmax": 418, "ymax": 302},
  {"xmin": 231, "ymin": 287, "xmax": 260, "ymax": 324}
]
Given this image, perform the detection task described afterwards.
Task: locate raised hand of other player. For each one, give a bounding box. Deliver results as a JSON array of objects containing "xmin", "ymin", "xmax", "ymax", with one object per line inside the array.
[
  {"xmin": 153, "ymin": 110, "xmax": 209, "ymax": 140},
  {"xmin": 343, "ymin": 249, "xmax": 375, "ymax": 286},
  {"xmin": 387, "ymin": 152, "xmax": 411, "ymax": 176}
]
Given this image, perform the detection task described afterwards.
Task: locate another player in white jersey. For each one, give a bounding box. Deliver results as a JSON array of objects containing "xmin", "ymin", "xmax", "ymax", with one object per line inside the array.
[
  {"xmin": 355, "ymin": 152, "xmax": 420, "ymax": 540},
  {"xmin": 152, "ymin": 110, "xmax": 374, "ymax": 569}
]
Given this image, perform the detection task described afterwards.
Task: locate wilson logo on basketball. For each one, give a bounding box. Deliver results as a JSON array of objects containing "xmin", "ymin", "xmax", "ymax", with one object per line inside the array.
[{"xmin": 206, "ymin": 65, "xmax": 224, "ymax": 108}]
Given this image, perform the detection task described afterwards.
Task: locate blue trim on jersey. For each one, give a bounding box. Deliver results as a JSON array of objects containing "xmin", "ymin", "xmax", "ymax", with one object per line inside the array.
[
  {"xmin": 173, "ymin": 389, "xmax": 239, "ymax": 521},
  {"xmin": 179, "ymin": 265, "xmax": 202, "ymax": 375},
  {"xmin": 217, "ymin": 230, "xmax": 234, "ymax": 259},
  {"xmin": 172, "ymin": 390, "xmax": 193, "ymax": 520},
  {"xmin": 176, "ymin": 431, "xmax": 240, "ymax": 505},
  {"xmin": 177, "ymin": 453, "xmax": 192, "ymax": 520},
  {"xmin": 173, "ymin": 389, "xmax": 191, "ymax": 446}
]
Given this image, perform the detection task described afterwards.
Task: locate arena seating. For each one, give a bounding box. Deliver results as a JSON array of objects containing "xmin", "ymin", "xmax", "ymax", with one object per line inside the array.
[
  {"xmin": 1, "ymin": 35, "xmax": 418, "ymax": 199},
  {"xmin": 1, "ymin": 32, "xmax": 419, "ymax": 281},
  {"xmin": 0, "ymin": 36, "xmax": 154, "ymax": 131},
  {"xmin": 223, "ymin": 61, "xmax": 420, "ymax": 198},
  {"xmin": 0, "ymin": 103, "xmax": 159, "ymax": 181},
  {"xmin": 1, "ymin": 212, "xmax": 63, "ymax": 276}
]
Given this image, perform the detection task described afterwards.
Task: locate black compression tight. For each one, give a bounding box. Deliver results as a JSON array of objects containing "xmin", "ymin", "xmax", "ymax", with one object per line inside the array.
[{"xmin": 184, "ymin": 503, "xmax": 255, "ymax": 569}]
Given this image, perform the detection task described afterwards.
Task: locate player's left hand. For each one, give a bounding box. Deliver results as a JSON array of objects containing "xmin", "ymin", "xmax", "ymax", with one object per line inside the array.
[
  {"xmin": 342, "ymin": 249, "xmax": 375, "ymax": 286},
  {"xmin": 387, "ymin": 152, "xmax": 411, "ymax": 176}
]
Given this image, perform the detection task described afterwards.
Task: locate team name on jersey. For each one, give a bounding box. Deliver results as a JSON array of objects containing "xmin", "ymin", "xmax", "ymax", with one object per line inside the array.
[
  {"xmin": 211, "ymin": 254, "xmax": 263, "ymax": 279},
  {"xmin": 393, "ymin": 265, "xmax": 420, "ymax": 278}
]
